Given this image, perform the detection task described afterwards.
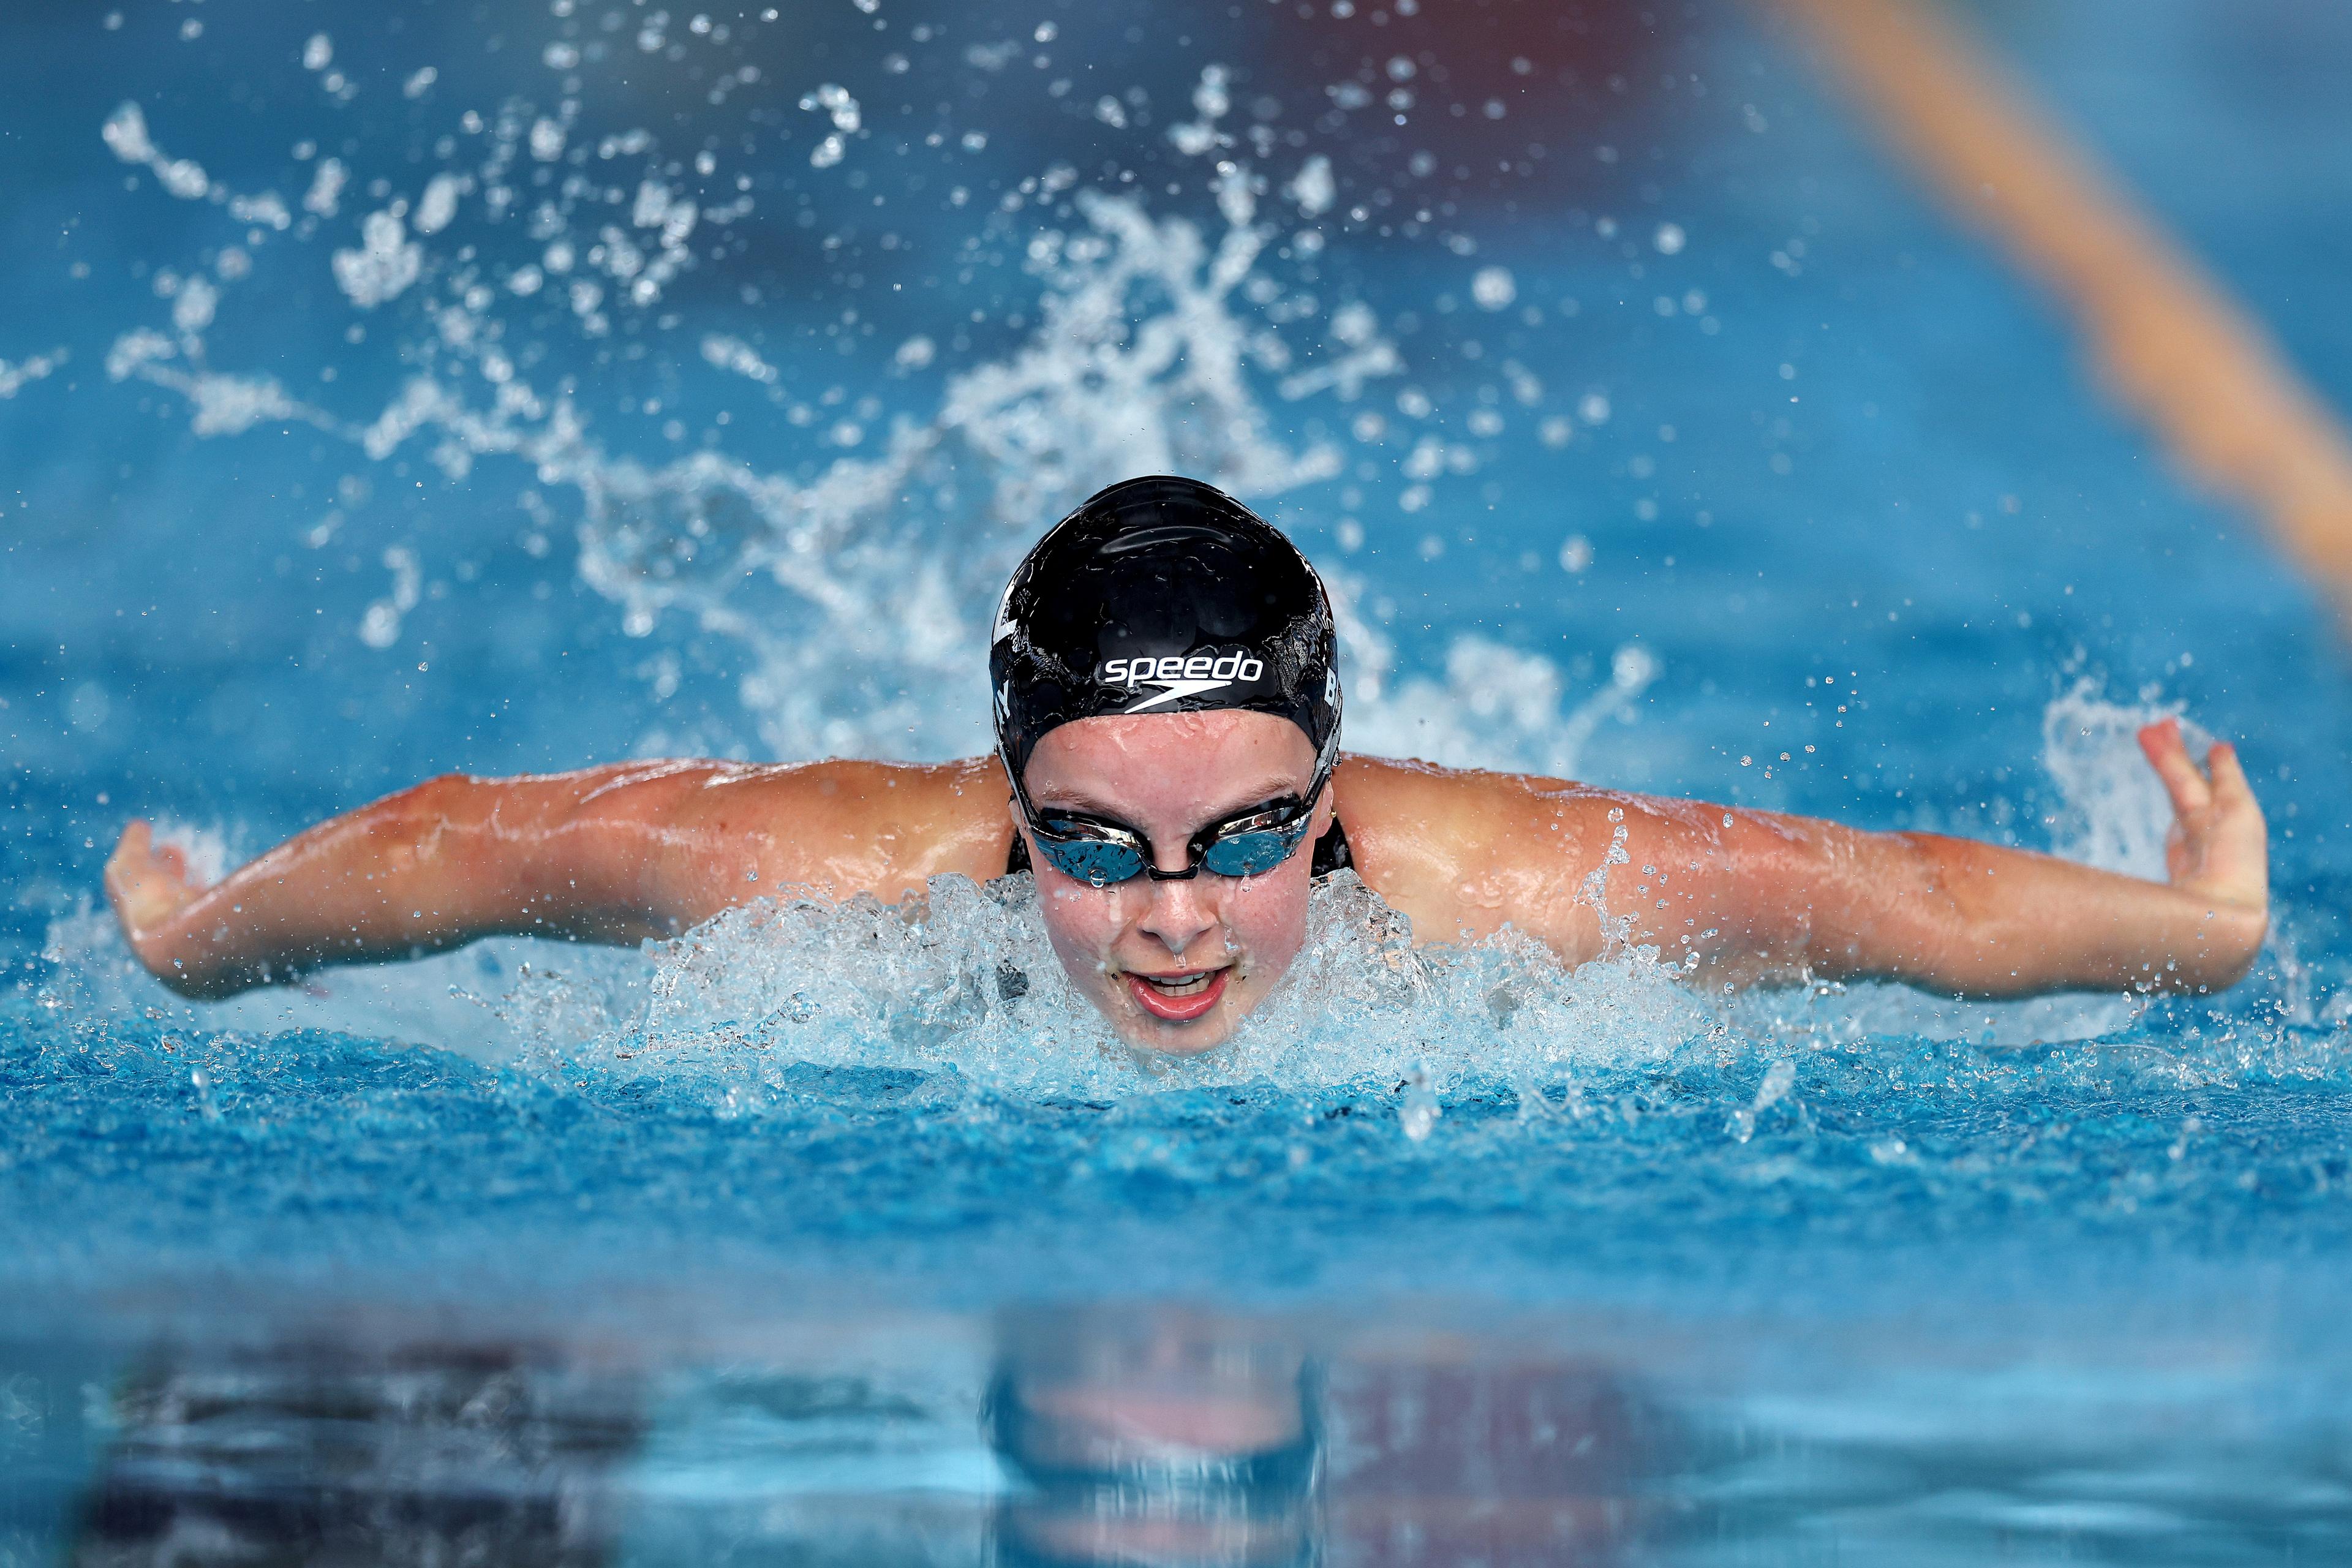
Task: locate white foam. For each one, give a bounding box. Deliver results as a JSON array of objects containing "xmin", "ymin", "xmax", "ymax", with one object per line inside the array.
[
  {"xmin": 480, "ymin": 869, "xmax": 1706, "ymax": 1104},
  {"xmin": 2041, "ymin": 679, "xmax": 2202, "ymax": 878},
  {"xmin": 100, "ymin": 102, "xmax": 211, "ymax": 200},
  {"xmin": 332, "ymin": 210, "xmax": 423, "ymax": 307},
  {"xmin": 0, "ymin": 349, "xmax": 66, "ymax": 401},
  {"xmin": 42, "ymin": 664, "xmax": 2231, "ymax": 1090},
  {"xmin": 1471, "ymin": 266, "xmax": 1517, "ymax": 311},
  {"xmin": 86, "ymin": 64, "xmax": 1652, "ymax": 778},
  {"xmin": 1345, "ymin": 638, "xmax": 1659, "ymax": 777}
]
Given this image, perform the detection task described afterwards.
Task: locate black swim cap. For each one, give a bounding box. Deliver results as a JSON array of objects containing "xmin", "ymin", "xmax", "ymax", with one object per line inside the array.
[{"xmin": 990, "ymin": 476, "xmax": 1342, "ymax": 784}]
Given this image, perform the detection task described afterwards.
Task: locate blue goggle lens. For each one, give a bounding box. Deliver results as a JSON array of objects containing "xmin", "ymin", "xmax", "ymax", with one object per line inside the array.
[
  {"xmin": 1031, "ymin": 816, "xmax": 1310, "ymax": 886},
  {"xmin": 1200, "ymin": 824, "xmax": 1310, "ymax": 878},
  {"xmin": 1036, "ymin": 837, "xmax": 1148, "ymax": 887}
]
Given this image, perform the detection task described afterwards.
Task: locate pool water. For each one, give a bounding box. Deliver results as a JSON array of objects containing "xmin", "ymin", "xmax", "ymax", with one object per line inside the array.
[{"xmin": 5, "ymin": 0, "xmax": 2352, "ymax": 1561}]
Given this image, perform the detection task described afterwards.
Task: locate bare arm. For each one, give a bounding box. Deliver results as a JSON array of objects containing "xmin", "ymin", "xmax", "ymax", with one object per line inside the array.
[
  {"xmin": 1343, "ymin": 719, "xmax": 2267, "ymax": 998},
  {"xmin": 104, "ymin": 758, "xmax": 1016, "ymax": 998}
]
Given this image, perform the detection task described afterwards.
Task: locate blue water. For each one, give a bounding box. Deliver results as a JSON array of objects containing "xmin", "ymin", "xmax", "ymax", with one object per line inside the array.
[{"xmin": 6, "ymin": 0, "xmax": 2352, "ymax": 1560}]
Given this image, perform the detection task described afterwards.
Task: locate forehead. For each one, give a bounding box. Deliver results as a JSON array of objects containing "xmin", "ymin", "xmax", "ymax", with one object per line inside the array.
[{"xmin": 1025, "ymin": 711, "xmax": 1314, "ymax": 813}]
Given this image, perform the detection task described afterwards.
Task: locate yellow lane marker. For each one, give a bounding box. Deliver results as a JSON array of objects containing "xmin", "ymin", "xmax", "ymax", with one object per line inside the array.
[{"xmin": 1763, "ymin": 0, "xmax": 2352, "ymax": 621}]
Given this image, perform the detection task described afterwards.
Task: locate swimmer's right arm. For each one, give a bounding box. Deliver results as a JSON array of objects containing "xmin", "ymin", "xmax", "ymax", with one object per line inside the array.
[{"xmin": 103, "ymin": 758, "xmax": 1018, "ymax": 998}]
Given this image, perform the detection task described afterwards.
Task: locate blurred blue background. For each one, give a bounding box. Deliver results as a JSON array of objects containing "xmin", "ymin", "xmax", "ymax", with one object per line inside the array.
[{"xmin": 6, "ymin": 2, "xmax": 2352, "ymax": 1558}]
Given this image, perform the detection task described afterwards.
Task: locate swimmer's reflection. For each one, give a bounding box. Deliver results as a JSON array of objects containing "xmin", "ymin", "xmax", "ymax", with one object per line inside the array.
[
  {"xmin": 70, "ymin": 1341, "xmax": 642, "ymax": 1567},
  {"xmin": 984, "ymin": 1308, "xmax": 1676, "ymax": 1567},
  {"xmin": 986, "ymin": 1310, "xmax": 1321, "ymax": 1567},
  {"xmin": 66, "ymin": 1318, "xmax": 1678, "ymax": 1566}
]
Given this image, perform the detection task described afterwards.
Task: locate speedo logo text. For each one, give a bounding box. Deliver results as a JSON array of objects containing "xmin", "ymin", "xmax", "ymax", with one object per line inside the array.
[
  {"xmin": 1099, "ymin": 652, "xmax": 1265, "ymax": 687},
  {"xmin": 1099, "ymin": 650, "xmax": 1266, "ymax": 713}
]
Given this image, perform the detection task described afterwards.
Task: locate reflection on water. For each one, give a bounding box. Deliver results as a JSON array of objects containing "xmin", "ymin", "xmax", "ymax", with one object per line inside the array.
[
  {"xmin": 987, "ymin": 1310, "xmax": 1325, "ymax": 1567},
  {"xmin": 45, "ymin": 1311, "xmax": 1674, "ymax": 1567},
  {"xmin": 986, "ymin": 1308, "xmax": 1671, "ymax": 1566},
  {"xmin": 24, "ymin": 1302, "xmax": 2350, "ymax": 1566},
  {"xmin": 72, "ymin": 1342, "xmax": 644, "ymax": 1567}
]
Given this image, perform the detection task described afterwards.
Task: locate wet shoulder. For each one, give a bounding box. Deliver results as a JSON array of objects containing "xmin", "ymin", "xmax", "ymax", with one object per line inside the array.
[
  {"xmin": 688, "ymin": 755, "xmax": 1017, "ymax": 900},
  {"xmin": 1330, "ymin": 754, "xmax": 1615, "ymax": 948}
]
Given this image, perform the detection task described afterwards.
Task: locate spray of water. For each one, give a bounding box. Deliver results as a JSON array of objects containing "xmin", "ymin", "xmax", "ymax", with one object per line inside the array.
[
  {"xmin": 29, "ymin": 21, "xmax": 2324, "ymax": 1111},
  {"xmin": 80, "ymin": 52, "xmax": 1629, "ymax": 769},
  {"xmin": 517, "ymin": 867, "xmax": 1709, "ymax": 1107},
  {"xmin": 37, "ymin": 665, "xmax": 2216, "ymax": 1104},
  {"xmin": 0, "ymin": 348, "xmax": 66, "ymax": 399}
]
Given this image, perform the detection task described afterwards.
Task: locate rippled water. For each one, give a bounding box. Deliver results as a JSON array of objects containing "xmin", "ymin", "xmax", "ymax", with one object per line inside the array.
[{"xmin": 6, "ymin": 0, "xmax": 2352, "ymax": 1559}]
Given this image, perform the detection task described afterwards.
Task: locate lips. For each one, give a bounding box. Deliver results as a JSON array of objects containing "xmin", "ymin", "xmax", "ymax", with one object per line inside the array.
[{"xmin": 1125, "ymin": 966, "xmax": 1231, "ymax": 1023}]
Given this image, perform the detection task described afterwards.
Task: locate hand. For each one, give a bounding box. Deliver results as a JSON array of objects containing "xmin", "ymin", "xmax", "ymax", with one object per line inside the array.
[
  {"xmin": 104, "ymin": 821, "xmax": 204, "ymax": 961},
  {"xmin": 2136, "ymin": 719, "xmax": 2267, "ymax": 914}
]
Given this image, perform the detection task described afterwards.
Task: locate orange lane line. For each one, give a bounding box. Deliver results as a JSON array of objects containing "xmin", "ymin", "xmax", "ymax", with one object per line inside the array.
[{"xmin": 1762, "ymin": 0, "xmax": 2352, "ymax": 624}]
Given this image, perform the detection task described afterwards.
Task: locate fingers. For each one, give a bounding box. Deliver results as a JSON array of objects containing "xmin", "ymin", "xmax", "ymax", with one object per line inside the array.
[
  {"xmin": 102, "ymin": 821, "xmax": 151, "ymax": 906},
  {"xmin": 104, "ymin": 827, "xmax": 160, "ymax": 941},
  {"xmin": 104, "ymin": 821, "xmax": 194, "ymax": 887},
  {"xmin": 2136, "ymin": 718, "xmax": 2211, "ymax": 815},
  {"xmin": 106, "ymin": 819, "xmax": 153, "ymax": 869},
  {"xmin": 102, "ymin": 820, "xmax": 201, "ymax": 944},
  {"xmin": 2204, "ymin": 741, "xmax": 2260, "ymax": 815}
]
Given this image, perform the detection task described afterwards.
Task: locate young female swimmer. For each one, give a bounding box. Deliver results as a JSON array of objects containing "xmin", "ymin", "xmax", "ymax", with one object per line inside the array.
[{"xmin": 105, "ymin": 477, "xmax": 2269, "ymax": 1056}]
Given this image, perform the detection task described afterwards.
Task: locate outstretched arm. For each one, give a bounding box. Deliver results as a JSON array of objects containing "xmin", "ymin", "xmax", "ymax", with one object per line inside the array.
[
  {"xmin": 1660, "ymin": 719, "xmax": 2263, "ymax": 995},
  {"xmin": 1343, "ymin": 718, "xmax": 2267, "ymax": 997},
  {"xmin": 104, "ymin": 758, "xmax": 1014, "ymax": 998}
]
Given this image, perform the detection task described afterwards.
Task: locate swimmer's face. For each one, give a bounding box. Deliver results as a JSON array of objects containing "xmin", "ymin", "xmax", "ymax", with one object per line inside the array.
[{"xmin": 1017, "ymin": 711, "xmax": 1329, "ymax": 1055}]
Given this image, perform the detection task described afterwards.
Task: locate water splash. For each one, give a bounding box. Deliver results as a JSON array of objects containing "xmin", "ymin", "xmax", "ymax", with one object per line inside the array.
[
  {"xmin": 1347, "ymin": 640, "xmax": 1659, "ymax": 777},
  {"xmin": 69, "ymin": 42, "xmax": 1645, "ymax": 771},
  {"xmin": 2041, "ymin": 678, "xmax": 2204, "ymax": 878},
  {"xmin": 36, "ymin": 662, "xmax": 2256, "ymax": 1094},
  {"xmin": 1736, "ymin": 677, "xmax": 2206, "ymax": 1049},
  {"xmin": 30, "ymin": 21, "xmax": 2310, "ymax": 1109},
  {"xmin": 496, "ymin": 867, "xmax": 1707, "ymax": 1109},
  {"xmin": 0, "ymin": 348, "xmax": 66, "ymax": 400}
]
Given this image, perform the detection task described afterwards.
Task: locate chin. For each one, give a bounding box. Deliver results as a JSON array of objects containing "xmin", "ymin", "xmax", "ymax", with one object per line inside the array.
[
  {"xmin": 1094, "ymin": 981, "xmax": 1252, "ymax": 1056},
  {"xmin": 1121, "ymin": 1014, "xmax": 1242, "ymax": 1057}
]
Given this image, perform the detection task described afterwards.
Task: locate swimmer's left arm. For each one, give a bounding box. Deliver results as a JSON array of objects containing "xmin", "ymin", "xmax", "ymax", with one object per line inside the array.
[
  {"xmin": 1597, "ymin": 718, "xmax": 2267, "ymax": 997},
  {"xmin": 1368, "ymin": 718, "xmax": 2267, "ymax": 998}
]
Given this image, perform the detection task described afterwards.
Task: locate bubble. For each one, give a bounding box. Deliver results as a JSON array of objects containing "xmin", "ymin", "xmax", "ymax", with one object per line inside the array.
[
  {"xmin": 302, "ymin": 159, "xmax": 345, "ymax": 217},
  {"xmin": 700, "ymin": 334, "xmax": 778, "ymax": 383},
  {"xmin": 1286, "ymin": 155, "xmax": 1335, "ymax": 218},
  {"xmin": 1470, "ymin": 266, "xmax": 1516, "ymax": 311},
  {"xmin": 0, "ymin": 350, "xmax": 67, "ymax": 401},
  {"xmin": 799, "ymin": 83, "xmax": 861, "ymax": 134},
  {"xmin": 67, "ymin": 683, "xmax": 111, "ymax": 732},
  {"xmin": 332, "ymin": 212, "xmax": 423, "ymax": 308},
  {"xmin": 414, "ymin": 174, "xmax": 463, "ymax": 236}
]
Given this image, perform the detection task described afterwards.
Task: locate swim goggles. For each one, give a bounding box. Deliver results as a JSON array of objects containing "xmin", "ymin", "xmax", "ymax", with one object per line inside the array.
[{"xmin": 1005, "ymin": 753, "xmax": 1335, "ymax": 887}]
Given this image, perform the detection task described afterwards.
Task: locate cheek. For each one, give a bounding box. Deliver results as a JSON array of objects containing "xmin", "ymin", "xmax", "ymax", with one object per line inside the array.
[
  {"xmin": 1221, "ymin": 870, "xmax": 1313, "ymax": 972},
  {"xmin": 1035, "ymin": 878, "xmax": 1137, "ymax": 968}
]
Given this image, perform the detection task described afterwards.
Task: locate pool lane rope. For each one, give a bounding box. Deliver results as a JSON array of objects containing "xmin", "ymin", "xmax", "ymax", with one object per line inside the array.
[{"xmin": 1763, "ymin": 0, "xmax": 2352, "ymax": 626}]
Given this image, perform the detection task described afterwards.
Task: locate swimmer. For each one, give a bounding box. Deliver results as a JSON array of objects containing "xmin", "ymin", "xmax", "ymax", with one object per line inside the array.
[{"xmin": 104, "ymin": 475, "xmax": 2269, "ymax": 1054}]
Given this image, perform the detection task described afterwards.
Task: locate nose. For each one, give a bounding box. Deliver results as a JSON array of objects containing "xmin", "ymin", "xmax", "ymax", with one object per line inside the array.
[{"xmin": 1135, "ymin": 876, "xmax": 1219, "ymax": 959}]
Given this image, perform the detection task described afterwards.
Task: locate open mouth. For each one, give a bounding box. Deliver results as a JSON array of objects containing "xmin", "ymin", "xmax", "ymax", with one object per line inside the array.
[{"xmin": 1124, "ymin": 966, "xmax": 1232, "ymax": 1023}]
